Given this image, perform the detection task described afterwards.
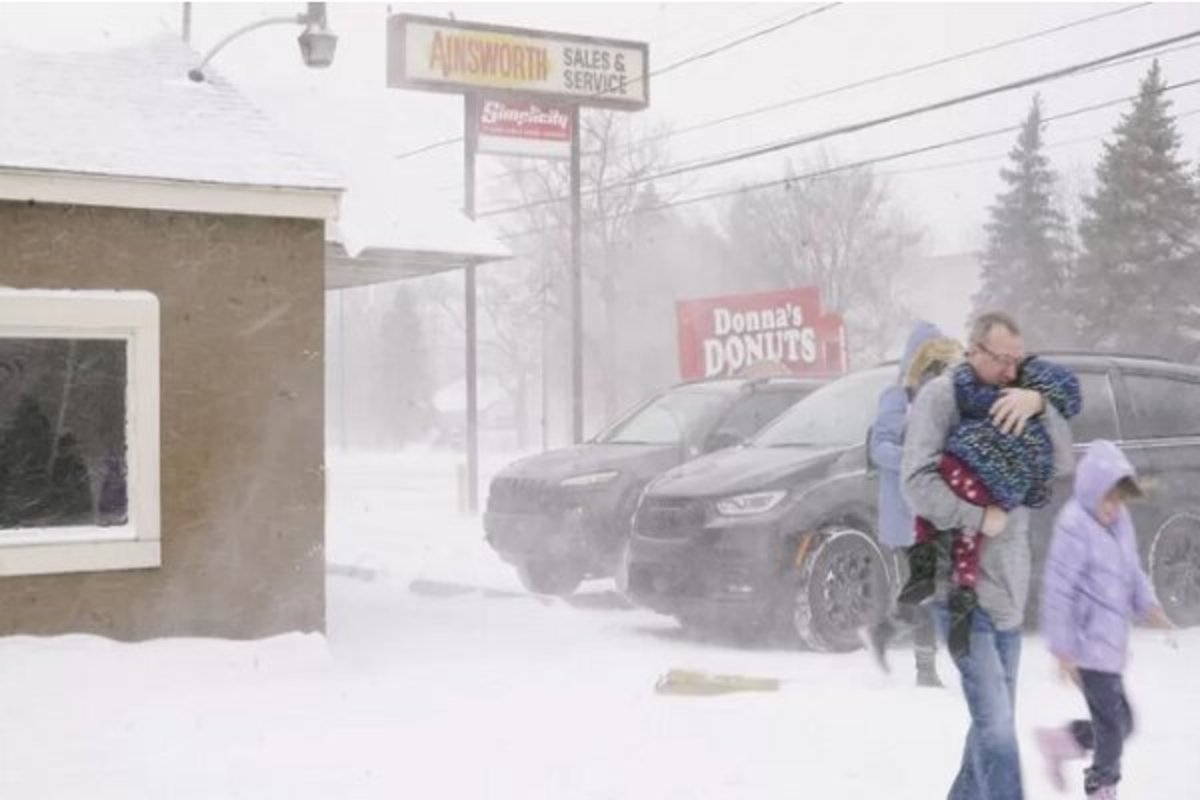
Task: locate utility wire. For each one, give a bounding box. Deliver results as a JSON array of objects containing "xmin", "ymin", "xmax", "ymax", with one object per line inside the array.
[
  {"xmin": 650, "ymin": 2, "xmax": 839, "ymax": 80},
  {"xmin": 402, "ymin": 2, "xmax": 1150, "ymax": 173},
  {"xmin": 478, "ymin": 27, "xmax": 1200, "ymax": 219},
  {"xmin": 496, "ymin": 75, "xmax": 1200, "ymax": 240},
  {"xmin": 643, "ymin": 3, "xmax": 1151, "ymax": 150},
  {"xmin": 606, "ymin": 35, "xmax": 1200, "ymax": 183},
  {"xmin": 870, "ymin": 105, "xmax": 1200, "ymax": 179}
]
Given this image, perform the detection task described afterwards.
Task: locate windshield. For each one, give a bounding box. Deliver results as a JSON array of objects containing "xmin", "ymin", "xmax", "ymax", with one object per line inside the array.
[
  {"xmin": 595, "ymin": 386, "xmax": 734, "ymax": 445},
  {"xmin": 752, "ymin": 367, "xmax": 894, "ymax": 448}
]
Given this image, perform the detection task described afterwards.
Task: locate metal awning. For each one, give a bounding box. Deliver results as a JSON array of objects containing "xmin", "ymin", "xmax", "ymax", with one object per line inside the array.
[
  {"xmin": 324, "ymin": 242, "xmax": 507, "ymax": 289},
  {"xmin": 324, "ymin": 195, "xmax": 511, "ymax": 289}
]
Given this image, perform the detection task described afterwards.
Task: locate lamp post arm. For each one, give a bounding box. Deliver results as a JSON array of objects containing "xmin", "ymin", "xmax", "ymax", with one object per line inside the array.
[{"xmin": 187, "ymin": 13, "xmax": 305, "ymax": 81}]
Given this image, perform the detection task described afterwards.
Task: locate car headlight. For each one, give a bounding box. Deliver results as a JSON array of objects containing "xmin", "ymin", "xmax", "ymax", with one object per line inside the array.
[
  {"xmin": 715, "ymin": 490, "xmax": 786, "ymax": 516},
  {"xmin": 560, "ymin": 470, "xmax": 620, "ymax": 488}
]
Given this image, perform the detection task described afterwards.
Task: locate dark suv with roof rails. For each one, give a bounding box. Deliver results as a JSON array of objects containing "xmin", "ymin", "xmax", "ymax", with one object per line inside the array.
[
  {"xmin": 484, "ymin": 375, "xmax": 825, "ymax": 595},
  {"xmin": 624, "ymin": 353, "xmax": 1200, "ymax": 651}
]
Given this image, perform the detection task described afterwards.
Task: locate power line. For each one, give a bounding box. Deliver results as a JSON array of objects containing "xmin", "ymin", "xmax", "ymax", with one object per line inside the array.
[
  {"xmin": 477, "ymin": 1, "xmax": 1154, "ymax": 176},
  {"xmin": 393, "ymin": 135, "xmax": 466, "ymax": 161},
  {"xmin": 493, "ymin": 27, "xmax": 1200, "ymax": 214},
  {"xmin": 650, "ymin": 2, "xmax": 839, "ymax": 80},
  {"xmin": 659, "ymin": 3, "xmax": 823, "ymax": 61},
  {"xmin": 407, "ymin": 2, "xmax": 1151, "ymax": 180},
  {"xmin": 419, "ymin": 5, "xmax": 1180, "ymax": 202},
  {"xmin": 646, "ymin": 36, "xmax": 1200, "ymax": 182},
  {"xmin": 875, "ymin": 106, "xmax": 1200, "ymax": 179},
  {"xmin": 392, "ymin": 3, "xmax": 840, "ymax": 162},
  {"xmin": 477, "ymin": 27, "xmax": 1200, "ymax": 219},
  {"xmin": 647, "ymin": 2, "xmax": 1151, "ymax": 149},
  {"xmin": 495, "ymin": 75, "xmax": 1200, "ymax": 241},
  {"xmin": 573, "ymin": 2, "xmax": 839, "ymax": 108},
  {"xmin": 433, "ymin": 35, "xmax": 1197, "ymax": 205}
]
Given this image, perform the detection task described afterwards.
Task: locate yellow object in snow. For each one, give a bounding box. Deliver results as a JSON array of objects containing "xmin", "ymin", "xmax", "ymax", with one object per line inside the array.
[{"xmin": 654, "ymin": 669, "xmax": 782, "ymax": 696}]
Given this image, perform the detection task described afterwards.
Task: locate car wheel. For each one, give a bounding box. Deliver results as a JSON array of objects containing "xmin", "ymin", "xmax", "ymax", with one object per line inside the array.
[
  {"xmin": 792, "ymin": 526, "xmax": 891, "ymax": 652},
  {"xmin": 1149, "ymin": 513, "xmax": 1200, "ymax": 627},
  {"xmin": 516, "ymin": 557, "xmax": 586, "ymax": 596}
]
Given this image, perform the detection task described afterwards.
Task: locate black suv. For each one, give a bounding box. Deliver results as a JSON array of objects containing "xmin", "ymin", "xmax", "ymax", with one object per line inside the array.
[
  {"xmin": 484, "ymin": 376, "xmax": 824, "ymax": 595},
  {"xmin": 625, "ymin": 354, "xmax": 1200, "ymax": 651}
]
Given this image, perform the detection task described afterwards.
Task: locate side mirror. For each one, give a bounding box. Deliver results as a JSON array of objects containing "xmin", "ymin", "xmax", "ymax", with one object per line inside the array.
[{"xmin": 704, "ymin": 428, "xmax": 743, "ymax": 452}]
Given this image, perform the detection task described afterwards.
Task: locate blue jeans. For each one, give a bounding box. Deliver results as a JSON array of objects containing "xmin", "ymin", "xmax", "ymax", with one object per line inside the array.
[
  {"xmin": 933, "ymin": 603, "xmax": 1024, "ymax": 800},
  {"xmin": 1071, "ymin": 670, "xmax": 1134, "ymax": 792}
]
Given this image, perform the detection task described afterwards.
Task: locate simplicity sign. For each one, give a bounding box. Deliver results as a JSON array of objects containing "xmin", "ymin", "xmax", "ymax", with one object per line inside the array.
[
  {"xmin": 477, "ymin": 99, "xmax": 573, "ymax": 159},
  {"xmin": 387, "ymin": 15, "xmax": 649, "ymax": 110}
]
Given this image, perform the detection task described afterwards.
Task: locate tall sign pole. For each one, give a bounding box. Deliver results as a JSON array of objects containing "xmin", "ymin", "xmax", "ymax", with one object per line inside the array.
[
  {"xmin": 387, "ymin": 14, "xmax": 648, "ymax": 507},
  {"xmin": 181, "ymin": 3, "xmax": 192, "ymax": 43},
  {"xmin": 569, "ymin": 105, "xmax": 583, "ymax": 444},
  {"xmin": 463, "ymin": 92, "xmax": 480, "ymax": 512}
]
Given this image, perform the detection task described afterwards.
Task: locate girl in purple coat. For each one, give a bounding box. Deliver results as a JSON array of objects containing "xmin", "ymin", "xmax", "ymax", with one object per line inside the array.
[{"xmin": 1036, "ymin": 439, "xmax": 1172, "ymax": 799}]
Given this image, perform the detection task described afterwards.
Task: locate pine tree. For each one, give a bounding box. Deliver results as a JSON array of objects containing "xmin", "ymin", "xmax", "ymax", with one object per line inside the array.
[
  {"xmin": 972, "ymin": 95, "xmax": 1072, "ymax": 348},
  {"xmin": 1072, "ymin": 61, "xmax": 1200, "ymax": 360}
]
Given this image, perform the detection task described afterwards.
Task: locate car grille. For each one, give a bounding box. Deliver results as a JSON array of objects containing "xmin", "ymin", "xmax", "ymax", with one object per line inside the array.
[
  {"xmin": 636, "ymin": 497, "xmax": 707, "ymax": 540},
  {"xmin": 487, "ymin": 477, "xmax": 569, "ymax": 514}
]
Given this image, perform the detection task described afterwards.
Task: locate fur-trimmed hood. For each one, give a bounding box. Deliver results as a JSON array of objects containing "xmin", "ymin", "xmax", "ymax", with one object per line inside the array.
[{"xmin": 904, "ymin": 335, "xmax": 964, "ymax": 390}]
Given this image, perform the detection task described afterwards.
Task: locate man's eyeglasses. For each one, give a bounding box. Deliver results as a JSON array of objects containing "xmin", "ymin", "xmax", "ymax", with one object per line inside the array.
[{"xmin": 976, "ymin": 342, "xmax": 1024, "ymax": 369}]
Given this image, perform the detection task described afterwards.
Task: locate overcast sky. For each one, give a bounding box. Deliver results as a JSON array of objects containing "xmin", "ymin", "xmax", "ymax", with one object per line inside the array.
[{"xmin": 4, "ymin": 2, "xmax": 1200, "ymax": 255}]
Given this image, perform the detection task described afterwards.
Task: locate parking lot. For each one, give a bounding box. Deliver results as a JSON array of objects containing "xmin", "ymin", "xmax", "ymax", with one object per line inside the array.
[{"xmin": 320, "ymin": 450, "xmax": 1200, "ymax": 799}]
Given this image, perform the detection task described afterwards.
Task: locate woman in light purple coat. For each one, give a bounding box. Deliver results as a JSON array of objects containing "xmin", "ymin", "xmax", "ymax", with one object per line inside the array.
[{"xmin": 1035, "ymin": 440, "xmax": 1172, "ymax": 799}]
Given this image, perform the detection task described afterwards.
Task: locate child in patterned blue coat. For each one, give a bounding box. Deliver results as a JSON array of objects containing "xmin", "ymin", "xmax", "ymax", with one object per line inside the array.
[{"xmin": 897, "ymin": 356, "xmax": 1082, "ymax": 656}]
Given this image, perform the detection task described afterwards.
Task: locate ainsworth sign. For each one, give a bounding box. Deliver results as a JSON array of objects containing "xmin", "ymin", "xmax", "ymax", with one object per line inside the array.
[
  {"xmin": 387, "ymin": 14, "xmax": 649, "ymax": 110},
  {"xmin": 676, "ymin": 288, "xmax": 847, "ymax": 380}
]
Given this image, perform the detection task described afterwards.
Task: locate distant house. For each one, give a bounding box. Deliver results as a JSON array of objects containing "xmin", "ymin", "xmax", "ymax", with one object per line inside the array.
[{"xmin": 0, "ymin": 37, "xmax": 343, "ymax": 639}]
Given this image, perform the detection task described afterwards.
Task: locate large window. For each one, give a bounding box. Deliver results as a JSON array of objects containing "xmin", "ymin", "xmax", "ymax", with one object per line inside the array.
[
  {"xmin": 754, "ymin": 367, "xmax": 894, "ymax": 448},
  {"xmin": 1124, "ymin": 372, "xmax": 1200, "ymax": 440},
  {"xmin": 1070, "ymin": 371, "xmax": 1121, "ymax": 443},
  {"xmin": 712, "ymin": 390, "xmax": 807, "ymax": 444},
  {"xmin": 595, "ymin": 386, "xmax": 733, "ymax": 446},
  {"xmin": 0, "ymin": 290, "xmax": 159, "ymax": 576}
]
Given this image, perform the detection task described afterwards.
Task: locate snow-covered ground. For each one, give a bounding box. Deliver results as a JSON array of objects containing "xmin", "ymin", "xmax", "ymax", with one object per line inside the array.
[{"xmin": 2, "ymin": 448, "xmax": 1197, "ymax": 799}]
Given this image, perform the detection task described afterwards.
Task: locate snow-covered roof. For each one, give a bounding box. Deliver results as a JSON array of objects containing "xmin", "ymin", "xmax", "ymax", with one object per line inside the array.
[
  {"xmin": 0, "ymin": 32, "xmax": 509, "ymax": 284},
  {"xmin": 0, "ymin": 36, "xmax": 341, "ymax": 219}
]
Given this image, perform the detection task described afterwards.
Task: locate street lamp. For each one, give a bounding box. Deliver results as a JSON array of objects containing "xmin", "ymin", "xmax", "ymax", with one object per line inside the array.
[{"xmin": 187, "ymin": 3, "xmax": 337, "ymax": 82}]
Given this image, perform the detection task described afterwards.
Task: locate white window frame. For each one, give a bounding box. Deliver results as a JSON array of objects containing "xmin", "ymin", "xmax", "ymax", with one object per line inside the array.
[{"xmin": 0, "ymin": 289, "xmax": 160, "ymax": 576}]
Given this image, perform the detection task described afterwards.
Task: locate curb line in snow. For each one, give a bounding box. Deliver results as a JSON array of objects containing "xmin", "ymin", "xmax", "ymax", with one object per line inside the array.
[{"xmin": 326, "ymin": 562, "xmax": 382, "ymax": 582}]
